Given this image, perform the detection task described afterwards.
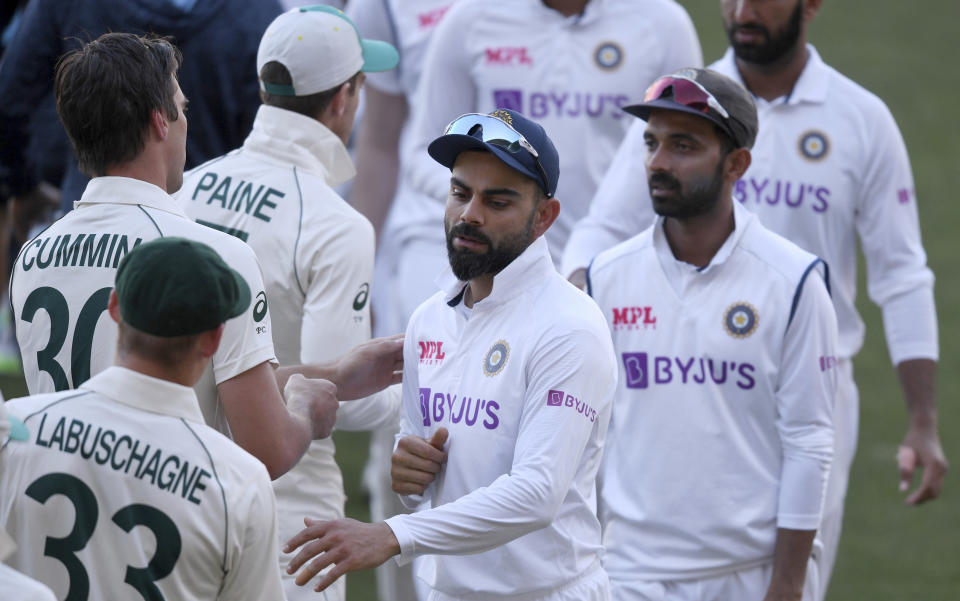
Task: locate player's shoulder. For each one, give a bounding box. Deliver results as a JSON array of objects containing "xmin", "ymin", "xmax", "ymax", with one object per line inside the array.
[
  {"xmin": 5, "ymin": 389, "xmax": 93, "ymax": 420},
  {"xmin": 738, "ymin": 215, "xmax": 822, "ymax": 285},
  {"xmin": 533, "ymin": 271, "xmax": 613, "ymax": 340},
  {"xmin": 606, "ymin": 0, "xmax": 693, "ymax": 23},
  {"xmin": 408, "ymin": 289, "xmax": 452, "ymax": 330},
  {"xmin": 817, "ymin": 57, "xmax": 898, "ymax": 127},
  {"xmin": 589, "ymin": 226, "xmax": 656, "ymax": 283}
]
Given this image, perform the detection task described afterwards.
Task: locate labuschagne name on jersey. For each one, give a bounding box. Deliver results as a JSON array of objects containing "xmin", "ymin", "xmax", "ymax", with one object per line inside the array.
[
  {"xmin": 20, "ymin": 233, "xmax": 143, "ymax": 271},
  {"xmin": 31, "ymin": 411, "xmax": 213, "ymax": 506}
]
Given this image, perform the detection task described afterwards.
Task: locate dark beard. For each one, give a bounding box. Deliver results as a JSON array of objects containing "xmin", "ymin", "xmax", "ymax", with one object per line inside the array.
[
  {"xmin": 649, "ymin": 157, "xmax": 726, "ymax": 220},
  {"xmin": 726, "ymin": 0, "xmax": 803, "ymax": 65},
  {"xmin": 445, "ymin": 216, "xmax": 535, "ymax": 281}
]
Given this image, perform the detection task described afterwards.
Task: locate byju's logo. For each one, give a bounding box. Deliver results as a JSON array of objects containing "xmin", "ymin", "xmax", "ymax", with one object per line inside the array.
[
  {"xmin": 621, "ymin": 353, "xmax": 756, "ymax": 390},
  {"xmin": 419, "ymin": 340, "xmax": 446, "ymax": 365},
  {"xmin": 419, "ymin": 388, "xmax": 431, "ymax": 426},
  {"xmin": 612, "ymin": 306, "xmax": 657, "ymax": 330},
  {"xmin": 485, "ymin": 47, "xmax": 532, "ymax": 66},
  {"xmin": 545, "ymin": 389, "xmax": 597, "ymax": 422},
  {"xmin": 622, "ymin": 353, "xmax": 648, "ymax": 389}
]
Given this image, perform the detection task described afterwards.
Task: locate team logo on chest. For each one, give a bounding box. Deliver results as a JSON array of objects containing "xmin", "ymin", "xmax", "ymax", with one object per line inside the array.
[
  {"xmin": 724, "ymin": 302, "xmax": 759, "ymax": 339},
  {"xmin": 482, "ymin": 340, "xmax": 510, "ymax": 377},
  {"xmin": 594, "ymin": 42, "xmax": 623, "ymax": 70},
  {"xmin": 798, "ymin": 130, "xmax": 830, "ymax": 162}
]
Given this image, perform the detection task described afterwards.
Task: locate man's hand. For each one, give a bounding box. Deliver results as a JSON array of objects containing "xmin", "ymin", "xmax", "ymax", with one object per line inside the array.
[
  {"xmin": 284, "ymin": 374, "xmax": 339, "ymax": 439},
  {"xmin": 285, "ymin": 518, "xmax": 400, "ymax": 592},
  {"xmin": 568, "ymin": 267, "xmax": 587, "ymax": 291},
  {"xmin": 895, "ymin": 358, "xmax": 948, "ymax": 506},
  {"xmin": 898, "ymin": 427, "xmax": 948, "ymax": 505},
  {"xmin": 392, "ymin": 428, "xmax": 448, "ymax": 496},
  {"xmin": 333, "ymin": 334, "xmax": 404, "ymax": 400}
]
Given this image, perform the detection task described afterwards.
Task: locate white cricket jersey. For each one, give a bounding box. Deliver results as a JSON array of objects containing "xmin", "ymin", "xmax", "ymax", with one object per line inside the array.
[
  {"xmin": 10, "ymin": 177, "xmax": 277, "ymax": 433},
  {"xmin": 563, "ymin": 45, "xmax": 937, "ymax": 364},
  {"xmin": 588, "ymin": 202, "xmax": 838, "ymax": 581},
  {"xmin": 384, "ymin": 236, "xmax": 618, "ymax": 599},
  {"xmin": 178, "ymin": 105, "xmax": 402, "ymax": 599},
  {"xmin": 394, "ymin": 0, "xmax": 702, "ymax": 258},
  {"xmin": 0, "ymin": 367, "xmax": 283, "ymax": 600}
]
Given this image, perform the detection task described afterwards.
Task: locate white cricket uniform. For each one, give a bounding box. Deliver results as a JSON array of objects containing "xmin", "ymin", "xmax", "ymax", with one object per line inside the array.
[
  {"xmin": 562, "ymin": 46, "xmax": 938, "ymax": 593},
  {"xmin": 0, "ymin": 366, "xmax": 283, "ymax": 600},
  {"xmin": 588, "ymin": 202, "xmax": 837, "ymax": 599},
  {"xmin": 178, "ymin": 105, "xmax": 402, "ymax": 601},
  {"xmin": 10, "ymin": 177, "xmax": 277, "ymax": 434},
  {"xmin": 374, "ymin": 0, "xmax": 702, "ymax": 337},
  {"xmin": 384, "ymin": 236, "xmax": 618, "ymax": 600}
]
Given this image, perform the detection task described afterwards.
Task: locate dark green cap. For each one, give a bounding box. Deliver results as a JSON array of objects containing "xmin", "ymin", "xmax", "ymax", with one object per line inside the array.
[{"xmin": 115, "ymin": 238, "xmax": 252, "ymax": 337}]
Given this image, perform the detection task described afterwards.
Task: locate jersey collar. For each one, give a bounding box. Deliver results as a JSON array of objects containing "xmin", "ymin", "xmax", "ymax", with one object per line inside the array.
[
  {"xmin": 74, "ymin": 176, "xmax": 190, "ymax": 217},
  {"xmin": 653, "ymin": 200, "xmax": 757, "ymax": 275},
  {"xmin": 80, "ymin": 366, "xmax": 206, "ymax": 424},
  {"xmin": 713, "ymin": 44, "xmax": 830, "ymax": 106},
  {"xmin": 243, "ymin": 105, "xmax": 356, "ymax": 187},
  {"xmin": 438, "ymin": 235, "xmax": 555, "ymax": 308}
]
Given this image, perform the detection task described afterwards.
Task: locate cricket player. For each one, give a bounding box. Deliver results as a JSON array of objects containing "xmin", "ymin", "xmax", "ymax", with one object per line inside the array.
[
  {"xmin": 590, "ymin": 69, "xmax": 838, "ymax": 600},
  {"xmin": 1, "ymin": 237, "xmax": 288, "ymax": 600},
  {"xmin": 285, "ymin": 109, "xmax": 618, "ymax": 600},
  {"xmin": 178, "ymin": 6, "xmax": 401, "ymax": 600},
  {"xmin": 562, "ymin": 2, "xmax": 946, "ymax": 596},
  {"xmin": 9, "ymin": 33, "xmax": 403, "ymax": 480},
  {"xmin": 0, "ymin": 400, "xmax": 56, "ymax": 601}
]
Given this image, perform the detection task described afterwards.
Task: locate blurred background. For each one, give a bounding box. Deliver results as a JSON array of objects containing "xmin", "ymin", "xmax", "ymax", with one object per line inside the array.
[{"xmin": 1, "ymin": 1, "xmax": 956, "ymax": 599}]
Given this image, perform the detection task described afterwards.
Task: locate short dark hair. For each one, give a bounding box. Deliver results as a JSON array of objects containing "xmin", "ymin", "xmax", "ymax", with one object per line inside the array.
[
  {"xmin": 54, "ymin": 33, "xmax": 182, "ymax": 177},
  {"xmin": 259, "ymin": 61, "xmax": 361, "ymax": 118},
  {"xmin": 116, "ymin": 321, "xmax": 199, "ymax": 369},
  {"xmin": 713, "ymin": 124, "xmax": 737, "ymax": 157}
]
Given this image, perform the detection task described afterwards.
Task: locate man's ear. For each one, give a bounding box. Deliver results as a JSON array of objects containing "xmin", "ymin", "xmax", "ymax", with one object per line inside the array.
[
  {"xmin": 725, "ymin": 148, "xmax": 752, "ymax": 183},
  {"xmin": 803, "ymin": 0, "xmax": 823, "ymax": 22},
  {"xmin": 329, "ymin": 81, "xmax": 352, "ymax": 118},
  {"xmin": 150, "ymin": 108, "xmax": 169, "ymax": 141},
  {"xmin": 108, "ymin": 289, "xmax": 121, "ymax": 323},
  {"xmin": 196, "ymin": 323, "xmax": 225, "ymax": 360},
  {"xmin": 531, "ymin": 196, "xmax": 561, "ymax": 240}
]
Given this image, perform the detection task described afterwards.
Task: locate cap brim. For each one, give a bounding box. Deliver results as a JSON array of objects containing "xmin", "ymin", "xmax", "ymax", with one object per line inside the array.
[
  {"xmin": 623, "ymin": 99, "xmax": 736, "ymax": 141},
  {"xmin": 226, "ymin": 268, "xmax": 252, "ymax": 321},
  {"xmin": 428, "ymin": 134, "xmax": 541, "ymax": 187},
  {"xmin": 361, "ymin": 39, "xmax": 399, "ymax": 72},
  {"xmin": 8, "ymin": 415, "xmax": 29, "ymax": 441}
]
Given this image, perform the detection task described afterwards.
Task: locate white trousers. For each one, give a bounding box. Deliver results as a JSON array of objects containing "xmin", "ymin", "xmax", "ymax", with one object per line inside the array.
[
  {"xmin": 611, "ymin": 556, "xmax": 820, "ymax": 601},
  {"xmin": 427, "ymin": 564, "xmax": 610, "ymax": 601}
]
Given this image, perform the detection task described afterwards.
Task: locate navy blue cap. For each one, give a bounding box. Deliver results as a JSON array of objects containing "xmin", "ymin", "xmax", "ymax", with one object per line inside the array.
[{"xmin": 428, "ymin": 109, "xmax": 560, "ymax": 197}]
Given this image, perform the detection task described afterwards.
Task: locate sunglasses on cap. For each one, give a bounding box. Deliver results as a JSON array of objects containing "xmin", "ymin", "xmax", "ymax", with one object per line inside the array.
[
  {"xmin": 644, "ymin": 75, "xmax": 730, "ymax": 120},
  {"xmin": 444, "ymin": 113, "xmax": 552, "ymax": 197}
]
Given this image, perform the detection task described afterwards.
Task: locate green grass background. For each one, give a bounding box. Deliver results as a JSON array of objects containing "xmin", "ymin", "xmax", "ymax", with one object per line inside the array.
[{"xmin": 3, "ymin": 1, "xmax": 958, "ymax": 599}]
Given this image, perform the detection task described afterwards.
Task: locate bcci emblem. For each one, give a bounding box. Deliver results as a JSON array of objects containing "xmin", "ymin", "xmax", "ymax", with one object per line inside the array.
[
  {"xmin": 490, "ymin": 109, "xmax": 514, "ymax": 126},
  {"xmin": 798, "ymin": 130, "xmax": 830, "ymax": 162},
  {"xmin": 482, "ymin": 340, "xmax": 510, "ymax": 377},
  {"xmin": 594, "ymin": 42, "xmax": 623, "ymax": 70},
  {"xmin": 724, "ymin": 302, "xmax": 759, "ymax": 339}
]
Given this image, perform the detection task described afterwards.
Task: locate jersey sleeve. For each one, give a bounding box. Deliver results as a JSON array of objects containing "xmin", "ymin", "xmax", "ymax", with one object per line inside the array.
[
  {"xmin": 217, "ymin": 464, "xmax": 285, "ymax": 601},
  {"xmin": 385, "ymin": 326, "xmax": 616, "ymax": 563},
  {"xmin": 775, "ymin": 264, "xmax": 837, "ymax": 530},
  {"xmin": 403, "ymin": 2, "xmax": 477, "ymax": 202},
  {"xmin": 348, "ymin": 0, "xmax": 403, "ymax": 95},
  {"xmin": 561, "ymin": 121, "xmax": 657, "ymax": 277},
  {"xmin": 854, "ymin": 103, "xmax": 938, "ymax": 365},
  {"xmin": 211, "ymin": 241, "xmax": 277, "ymax": 384}
]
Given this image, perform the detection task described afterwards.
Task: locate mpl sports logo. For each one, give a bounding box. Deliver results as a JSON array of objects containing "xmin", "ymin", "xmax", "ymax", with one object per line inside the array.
[
  {"xmin": 418, "ymin": 340, "xmax": 446, "ymax": 365},
  {"xmin": 417, "ymin": 5, "xmax": 451, "ymax": 29},
  {"xmin": 546, "ymin": 389, "xmax": 598, "ymax": 423},
  {"xmin": 621, "ymin": 352, "xmax": 757, "ymax": 390},
  {"xmin": 485, "ymin": 47, "xmax": 533, "ymax": 66},
  {"xmin": 611, "ymin": 306, "xmax": 656, "ymax": 331}
]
